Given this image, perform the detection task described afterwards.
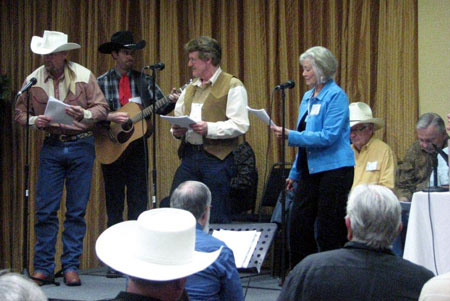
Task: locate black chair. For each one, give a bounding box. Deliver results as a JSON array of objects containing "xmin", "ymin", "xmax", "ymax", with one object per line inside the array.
[{"xmin": 258, "ymin": 162, "xmax": 292, "ymax": 222}]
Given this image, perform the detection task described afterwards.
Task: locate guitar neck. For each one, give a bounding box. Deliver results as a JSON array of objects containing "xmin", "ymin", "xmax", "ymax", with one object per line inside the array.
[{"xmin": 130, "ymin": 96, "xmax": 170, "ymax": 123}]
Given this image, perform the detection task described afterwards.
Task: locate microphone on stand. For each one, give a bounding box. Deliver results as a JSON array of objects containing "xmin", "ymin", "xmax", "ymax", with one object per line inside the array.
[
  {"xmin": 432, "ymin": 143, "xmax": 449, "ymax": 166},
  {"xmin": 275, "ymin": 80, "xmax": 295, "ymax": 90},
  {"xmin": 144, "ymin": 62, "xmax": 165, "ymax": 70},
  {"xmin": 17, "ymin": 78, "xmax": 37, "ymax": 96}
]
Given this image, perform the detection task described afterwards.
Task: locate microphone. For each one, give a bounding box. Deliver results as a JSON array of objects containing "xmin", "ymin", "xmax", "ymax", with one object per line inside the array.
[
  {"xmin": 17, "ymin": 77, "xmax": 37, "ymax": 96},
  {"xmin": 144, "ymin": 62, "xmax": 165, "ymax": 70},
  {"xmin": 432, "ymin": 143, "xmax": 449, "ymax": 166},
  {"xmin": 275, "ymin": 80, "xmax": 295, "ymax": 90}
]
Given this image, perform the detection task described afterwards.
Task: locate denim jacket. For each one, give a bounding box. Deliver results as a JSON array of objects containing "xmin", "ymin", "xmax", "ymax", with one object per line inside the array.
[{"xmin": 288, "ymin": 80, "xmax": 354, "ymax": 179}]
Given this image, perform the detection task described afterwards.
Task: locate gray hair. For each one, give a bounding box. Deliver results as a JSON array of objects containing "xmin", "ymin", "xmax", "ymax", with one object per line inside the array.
[
  {"xmin": 346, "ymin": 184, "xmax": 401, "ymax": 249},
  {"xmin": 170, "ymin": 181, "xmax": 211, "ymax": 220},
  {"xmin": 0, "ymin": 271, "xmax": 47, "ymax": 301},
  {"xmin": 299, "ymin": 46, "xmax": 337, "ymax": 84},
  {"xmin": 416, "ymin": 112, "xmax": 446, "ymax": 135}
]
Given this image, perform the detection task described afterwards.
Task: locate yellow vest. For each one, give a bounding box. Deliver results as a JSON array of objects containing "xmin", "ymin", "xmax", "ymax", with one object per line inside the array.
[{"xmin": 182, "ymin": 71, "xmax": 239, "ymax": 160}]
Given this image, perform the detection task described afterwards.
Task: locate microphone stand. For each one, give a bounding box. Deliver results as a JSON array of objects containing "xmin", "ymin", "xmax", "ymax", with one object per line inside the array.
[
  {"xmin": 150, "ymin": 69, "xmax": 158, "ymax": 208},
  {"xmin": 21, "ymin": 91, "xmax": 31, "ymax": 277},
  {"xmin": 18, "ymin": 89, "xmax": 59, "ymax": 286},
  {"xmin": 423, "ymin": 148, "xmax": 447, "ymax": 192},
  {"xmin": 279, "ymin": 88, "xmax": 288, "ymax": 284}
]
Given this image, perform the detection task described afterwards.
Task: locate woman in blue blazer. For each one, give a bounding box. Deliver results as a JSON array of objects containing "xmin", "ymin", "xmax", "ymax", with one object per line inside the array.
[{"xmin": 272, "ymin": 46, "xmax": 354, "ymax": 268}]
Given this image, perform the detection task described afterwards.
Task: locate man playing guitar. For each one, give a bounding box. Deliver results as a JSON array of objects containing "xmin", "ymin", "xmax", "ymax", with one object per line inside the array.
[{"xmin": 97, "ymin": 31, "xmax": 179, "ymax": 278}]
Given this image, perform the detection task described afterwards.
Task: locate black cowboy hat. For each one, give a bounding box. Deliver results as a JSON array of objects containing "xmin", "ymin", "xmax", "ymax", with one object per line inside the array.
[{"xmin": 98, "ymin": 31, "xmax": 146, "ymax": 54}]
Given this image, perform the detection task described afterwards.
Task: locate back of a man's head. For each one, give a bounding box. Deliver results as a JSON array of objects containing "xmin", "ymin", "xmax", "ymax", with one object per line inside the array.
[
  {"xmin": 347, "ymin": 184, "xmax": 401, "ymax": 249},
  {"xmin": 170, "ymin": 181, "xmax": 211, "ymax": 220},
  {"xmin": 0, "ymin": 271, "xmax": 47, "ymax": 301}
]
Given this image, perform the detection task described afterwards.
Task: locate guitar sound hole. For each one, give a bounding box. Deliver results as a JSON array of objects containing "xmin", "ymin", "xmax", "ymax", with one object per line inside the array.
[{"xmin": 117, "ymin": 127, "xmax": 135, "ymax": 144}]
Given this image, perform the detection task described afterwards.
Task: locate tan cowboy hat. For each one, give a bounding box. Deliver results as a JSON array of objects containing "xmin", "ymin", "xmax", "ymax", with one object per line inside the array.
[
  {"xmin": 349, "ymin": 102, "xmax": 384, "ymax": 130},
  {"xmin": 30, "ymin": 31, "xmax": 80, "ymax": 55},
  {"xmin": 96, "ymin": 208, "xmax": 221, "ymax": 281}
]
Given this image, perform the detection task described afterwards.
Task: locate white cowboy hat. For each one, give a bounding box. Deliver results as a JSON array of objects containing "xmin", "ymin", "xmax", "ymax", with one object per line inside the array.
[
  {"xmin": 30, "ymin": 31, "xmax": 80, "ymax": 55},
  {"xmin": 95, "ymin": 208, "xmax": 221, "ymax": 282},
  {"xmin": 419, "ymin": 272, "xmax": 450, "ymax": 300},
  {"xmin": 349, "ymin": 102, "xmax": 384, "ymax": 131}
]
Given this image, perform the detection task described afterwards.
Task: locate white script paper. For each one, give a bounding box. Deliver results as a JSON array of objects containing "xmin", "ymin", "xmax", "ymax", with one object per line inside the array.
[
  {"xmin": 247, "ymin": 106, "xmax": 277, "ymax": 127},
  {"xmin": 160, "ymin": 115, "xmax": 197, "ymax": 129},
  {"xmin": 44, "ymin": 97, "xmax": 74, "ymax": 125},
  {"xmin": 212, "ymin": 229, "xmax": 261, "ymax": 269}
]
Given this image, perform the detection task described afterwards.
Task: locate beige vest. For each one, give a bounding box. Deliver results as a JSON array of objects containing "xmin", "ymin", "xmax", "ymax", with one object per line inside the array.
[{"xmin": 182, "ymin": 71, "xmax": 239, "ymax": 160}]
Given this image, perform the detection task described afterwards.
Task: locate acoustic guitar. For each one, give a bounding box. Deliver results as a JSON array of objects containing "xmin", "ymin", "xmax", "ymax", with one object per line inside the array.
[{"xmin": 95, "ymin": 85, "xmax": 186, "ymax": 164}]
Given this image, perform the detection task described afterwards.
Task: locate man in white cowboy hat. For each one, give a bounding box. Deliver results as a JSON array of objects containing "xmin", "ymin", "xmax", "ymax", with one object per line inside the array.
[
  {"xmin": 349, "ymin": 102, "xmax": 396, "ymax": 190},
  {"xmin": 170, "ymin": 181, "xmax": 244, "ymax": 301},
  {"xmin": 97, "ymin": 32, "xmax": 179, "ymax": 264},
  {"xmin": 96, "ymin": 208, "xmax": 222, "ymax": 300},
  {"xmin": 15, "ymin": 30, "xmax": 108, "ymax": 286}
]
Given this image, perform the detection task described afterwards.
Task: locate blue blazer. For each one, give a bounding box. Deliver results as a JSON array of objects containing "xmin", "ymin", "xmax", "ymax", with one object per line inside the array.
[{"xmin": 288, "ymin": 80, "xmax": 354, "ymax": 180}]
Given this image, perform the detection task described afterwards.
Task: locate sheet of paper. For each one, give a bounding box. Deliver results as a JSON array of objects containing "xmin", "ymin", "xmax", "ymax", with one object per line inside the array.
[
  {"xmin": 212, "ymin": 229, "xmax": 261, "ymax": 269},
  {"xmin": 44, "ymin": 97, "xmax": 74, "ymax": 125},
  {"xmin": 247, "ymin": 106, "xmax": 277, "ymax": 127},
  {"xmin": 160, "ymin": 115, "xmax": 197, "ymax": 128}
]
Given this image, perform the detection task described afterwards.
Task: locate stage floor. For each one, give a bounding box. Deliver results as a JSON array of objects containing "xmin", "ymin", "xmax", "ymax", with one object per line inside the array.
[{"xmin": 40, "ymin": 266, "xmax": 282, "ymax": 301}]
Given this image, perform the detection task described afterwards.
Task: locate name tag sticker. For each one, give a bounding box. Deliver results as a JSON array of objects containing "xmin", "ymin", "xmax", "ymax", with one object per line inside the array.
[
  {"xmin": 310, "ymin": 104, "xmax": 321, "ymax": 115},
  {"xmin": 129, "ymin": 97, "xmax": 142, "ymax": 104},
  {"xmin": 366, "ymin": 161, "xmax": 378, "ymax": 171}
]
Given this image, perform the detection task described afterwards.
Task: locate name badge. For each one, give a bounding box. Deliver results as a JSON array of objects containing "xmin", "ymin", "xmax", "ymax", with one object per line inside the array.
[
  {"xmin": 129, "ymin": 97, "xmax": 142, "ymax": 104},
  {"xmin": 310, "ymin": 104, "xmax": 321, "ymax": 115},
  {"xmin": 366, "ymin": 161, "xmax": 378, "ymax": 171}
]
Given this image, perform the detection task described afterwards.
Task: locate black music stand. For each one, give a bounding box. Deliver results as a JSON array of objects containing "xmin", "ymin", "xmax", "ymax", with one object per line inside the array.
[{"xmin": 209, "ymin": 223, "xmax": 279, "ymax": 292}]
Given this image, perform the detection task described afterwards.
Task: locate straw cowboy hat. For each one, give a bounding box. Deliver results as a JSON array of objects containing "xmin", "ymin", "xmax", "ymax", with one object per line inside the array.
[
  {"xmin": 349, "ymin": 102, "xmax": 385, "ymax": 131},
  {"xmin": 96, "ymin": 208, "xmax": 221, "ymax": 281},
  {"xmin": 30, "ymin": 31, "xmax": 80, "ymax": 55},
  {"xmin": 98, "ymin": 31, "xmax": 146, "ymax": 54}
]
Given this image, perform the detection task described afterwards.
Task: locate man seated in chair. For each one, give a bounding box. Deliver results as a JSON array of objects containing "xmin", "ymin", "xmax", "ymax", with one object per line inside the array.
[
  {"xmin": 349, "ymin": 102, "xmax": 396, "ymax": 189},
  {"xmin": 171, "ymin": 181, "xmax": 244, "ymax": 301},
  {"xmin": 278, "ymin": 184, "xmax": 434, "ymax": 301},
  {"xmin": 96, "ymin": 208, "xmax": 221, "ymax": 301}
]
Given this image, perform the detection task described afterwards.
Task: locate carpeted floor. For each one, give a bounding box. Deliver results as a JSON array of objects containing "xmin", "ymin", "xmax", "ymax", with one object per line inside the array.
[{"xmin": 40, "ymin": 266, "xmax": 282, "ymax": 301}]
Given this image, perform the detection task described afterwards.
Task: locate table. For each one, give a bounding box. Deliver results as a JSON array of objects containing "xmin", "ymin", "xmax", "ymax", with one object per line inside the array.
[{"xmin": 403, "ymin": 191, "xmax": 450, "ymax": 275}]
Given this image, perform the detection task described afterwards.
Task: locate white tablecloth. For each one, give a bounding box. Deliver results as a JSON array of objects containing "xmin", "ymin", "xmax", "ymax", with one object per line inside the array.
[{"xmin": 403, "ymin": 191, "xmax": 450, "ymax": 275}]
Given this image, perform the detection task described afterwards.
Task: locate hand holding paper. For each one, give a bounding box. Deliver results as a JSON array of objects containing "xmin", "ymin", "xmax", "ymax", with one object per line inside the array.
[
  {"xmin": 44, "ymin": 97, "xmax": 74, "ymax": 125},
  {"xmin": 160, "ymin": 115, "xmax": 197, "ymax": 129},
  {"xmin": 247, "ymin": 106, "xmax": 277, "ymax": 127}
]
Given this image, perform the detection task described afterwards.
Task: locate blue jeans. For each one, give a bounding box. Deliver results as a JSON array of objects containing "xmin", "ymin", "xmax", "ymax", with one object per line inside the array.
[
  {"xmin": 170, "ymin": 145, "xmax": 234, "ymax": 223},
  {"xmin": 34, "ymin": 136, "xmax": 95, "ymax": 275},
  {"xmin": 392, "ymin": 209, "xmax": 410, "ymax": 257},
  {"xmin": 101, "ymin": 139, "xmax": 148, "ymax": 227}
]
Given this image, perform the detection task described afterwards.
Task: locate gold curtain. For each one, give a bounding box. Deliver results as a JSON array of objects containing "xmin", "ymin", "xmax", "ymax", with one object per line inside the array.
[{"xmin": 0, "ymin": 0, "xmax": 418, "ymax": 271}]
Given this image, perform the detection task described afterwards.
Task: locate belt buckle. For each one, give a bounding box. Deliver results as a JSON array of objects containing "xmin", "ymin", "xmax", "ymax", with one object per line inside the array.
[{"xmin": 59, "ymin": 135, "xmax": 71, "ymax": 142}]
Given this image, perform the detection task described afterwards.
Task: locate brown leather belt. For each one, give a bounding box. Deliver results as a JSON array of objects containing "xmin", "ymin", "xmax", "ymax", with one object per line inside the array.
[{"xmin": 45, "ymin": 131, "xmax": 93, "ymax": 142}]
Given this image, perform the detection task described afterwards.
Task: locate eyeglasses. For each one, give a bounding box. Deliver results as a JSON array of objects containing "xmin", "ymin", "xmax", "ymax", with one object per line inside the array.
[{"xmin": 350, "ymin": 125, "xmax": 369, "ymax": 133}]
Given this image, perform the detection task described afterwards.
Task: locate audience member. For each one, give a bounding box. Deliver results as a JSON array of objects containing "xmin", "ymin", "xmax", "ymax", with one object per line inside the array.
[
  {"xmin": 95, "ymin": 208, "xmax": 221, "ymax": 301},
  {"xmin": 278, "ymin": 184, "xmax": 434, "ymax": 301},
  {"xmin": 349, "ymin": 102, "xmax": 396, "ymax": 189},
  {"xmin": 395, "ymin": 113, "xmax": 449, "ymax": 201},
  {"xmin": 170, "ymin": 181, "xmax": 244, "ymax": 301},
  {"xmin": 0, "ymin": 271, "xmax": 47, "ymax": 301},
  {"xmin": 419, "ymin": 272, "xmax": 450, "ymax": 301}
]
